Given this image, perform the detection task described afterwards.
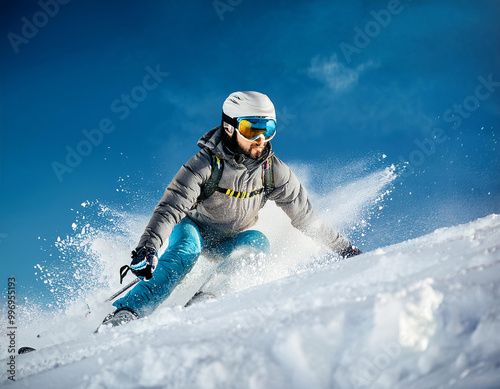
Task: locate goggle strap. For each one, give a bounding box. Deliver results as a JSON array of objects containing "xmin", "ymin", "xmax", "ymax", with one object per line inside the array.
[{"xmin": 221, "ymin": 112, "xmax": 239, "ymax": 129}]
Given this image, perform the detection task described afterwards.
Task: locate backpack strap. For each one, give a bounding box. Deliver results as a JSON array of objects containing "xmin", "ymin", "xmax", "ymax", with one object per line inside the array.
[
  {"xmin": 195, "ymin": 152, "xmax": 274, "ymax": 207},
  {"xmin": 197, "ymin": 152, "xmax": 223, "ymax": 203},
  {"xmin": 263, "ymin": 155, "xmax": 275, "ymax": 195}
]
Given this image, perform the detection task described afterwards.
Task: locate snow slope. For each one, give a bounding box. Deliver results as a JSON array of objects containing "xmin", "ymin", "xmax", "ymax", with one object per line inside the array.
[{"xmin": 1, "ymin": 213, "xmax": 499, "ymax": 388}]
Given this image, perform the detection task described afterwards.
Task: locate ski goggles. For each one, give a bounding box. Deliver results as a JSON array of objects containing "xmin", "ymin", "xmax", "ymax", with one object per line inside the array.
[{"xmin": 222, "ymin": 112, "xmax": 277, "ymax": 141}]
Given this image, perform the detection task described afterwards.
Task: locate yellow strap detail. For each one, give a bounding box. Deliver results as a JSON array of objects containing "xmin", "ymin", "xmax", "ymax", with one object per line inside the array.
[{"xmin": 220, "ymin": 188, "xmax": 264, "ymax": 198}]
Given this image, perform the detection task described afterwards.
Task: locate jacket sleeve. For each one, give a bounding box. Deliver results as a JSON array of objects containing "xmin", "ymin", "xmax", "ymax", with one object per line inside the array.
[
  {"xmin": 136, "ymin": 150, "xmax": 212, "ymax": 251},
  {"xmin": 268, "ymin": 156, "xmax": 352, "ymax": 254}
]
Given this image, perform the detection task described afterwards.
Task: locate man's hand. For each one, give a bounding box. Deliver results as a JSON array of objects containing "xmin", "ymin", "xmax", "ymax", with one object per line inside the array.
[
  {"xmin": 130, "ymin": 247, "xmax": 158, "ymax": 280},
  {"xmin": 339, "ymin": 245, "xmax": 362, "ymax": 259}
]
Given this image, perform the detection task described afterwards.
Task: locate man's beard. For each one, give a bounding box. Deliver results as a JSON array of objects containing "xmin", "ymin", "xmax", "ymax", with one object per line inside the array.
[
  {"xmin": 228, "ymin": 130, "xmax": 264, "ymax": 160},
  {"xmin": 248, "ymin": 144, "xmax": 264, "ymax": 159}
]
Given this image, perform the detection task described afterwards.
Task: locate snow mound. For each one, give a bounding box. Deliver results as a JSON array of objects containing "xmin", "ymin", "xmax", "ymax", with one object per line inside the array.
[{"xmin": 2, "ymin": 214, "xmax": 499, "ymax": 388}]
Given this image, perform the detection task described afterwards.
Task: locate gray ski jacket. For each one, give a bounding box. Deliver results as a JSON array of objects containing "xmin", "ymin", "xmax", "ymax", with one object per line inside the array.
[{"xmin": 137, "ymin": 126, "xmax": 352, "ymax": 254}]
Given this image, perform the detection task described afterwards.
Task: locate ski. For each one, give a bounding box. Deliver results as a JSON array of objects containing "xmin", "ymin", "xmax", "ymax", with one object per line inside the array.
[
  {"xmin": 17, "ymin": 286, "xmax": 215, "ymax": 355},
  {"xmin": 18, "ymin": 347, "xmax": 36, "ymax": 354},
  {"xmin": 184, "ymin": 291, "xmax": 216, "ymax": 307}
]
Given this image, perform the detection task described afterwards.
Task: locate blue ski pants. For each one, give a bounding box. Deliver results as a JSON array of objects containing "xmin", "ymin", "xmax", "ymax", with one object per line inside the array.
[{"xmin": 113, "ymin": 217, "xmax": 270, "ymax": 316}]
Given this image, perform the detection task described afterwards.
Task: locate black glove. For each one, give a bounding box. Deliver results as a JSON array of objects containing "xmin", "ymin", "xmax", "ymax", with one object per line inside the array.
[
  {"xmin": 120, "ymin": 247, "xmax": 158, "ymax": 282},
  {"xmin": 339, "ymin": 245, "xmax": 362, "ymax": 259}
]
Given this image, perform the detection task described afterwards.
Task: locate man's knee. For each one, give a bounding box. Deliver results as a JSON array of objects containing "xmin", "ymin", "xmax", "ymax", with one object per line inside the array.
[
  {"xmin": 158, "ymin": 248, "xmax": 200, "ymax": 273},
  {"xmin": 237, "ymin": 230, "xmax": 270, "ymax": 253},
  {"xmin": 166, "ymin": 219, "xmax": 203, "ymax": 255}
]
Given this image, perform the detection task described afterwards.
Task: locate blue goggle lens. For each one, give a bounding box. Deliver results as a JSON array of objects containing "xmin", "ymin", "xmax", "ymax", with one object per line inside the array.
[{"xmin": 236, "ymin": 117, "xmax": 277, "ymax": 141}]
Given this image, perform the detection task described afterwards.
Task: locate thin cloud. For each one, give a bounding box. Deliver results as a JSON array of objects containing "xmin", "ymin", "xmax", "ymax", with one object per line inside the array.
[{"xmin": 308, "ymin": 54, "xmax": 374, "ymax": 92}]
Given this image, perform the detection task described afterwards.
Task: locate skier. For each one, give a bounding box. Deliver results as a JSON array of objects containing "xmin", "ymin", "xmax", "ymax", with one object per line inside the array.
[{"xmin": 100, "ymin": 91, "xmax": 362, "ymax": 328}]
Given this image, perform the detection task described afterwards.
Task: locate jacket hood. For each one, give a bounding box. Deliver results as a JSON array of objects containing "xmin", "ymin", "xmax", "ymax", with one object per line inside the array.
[{"xmin": 197, "ymin": 126, "xmax": 273, "ymax": 169}]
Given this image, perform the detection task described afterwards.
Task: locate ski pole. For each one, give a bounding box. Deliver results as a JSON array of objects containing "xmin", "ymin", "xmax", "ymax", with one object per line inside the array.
[
  {"xmin": 105, "ymin": 277, "xmax": 140, "ymax": 302},
  {"xmin": 19, "ymin": 277, "xmax": 141, "ymax": 353}
]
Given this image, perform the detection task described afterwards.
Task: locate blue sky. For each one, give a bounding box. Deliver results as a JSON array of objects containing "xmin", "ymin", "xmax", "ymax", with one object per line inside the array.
[{"xmin": 1, "ymin": 0, "xmax": 499, "ymax": 304}]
